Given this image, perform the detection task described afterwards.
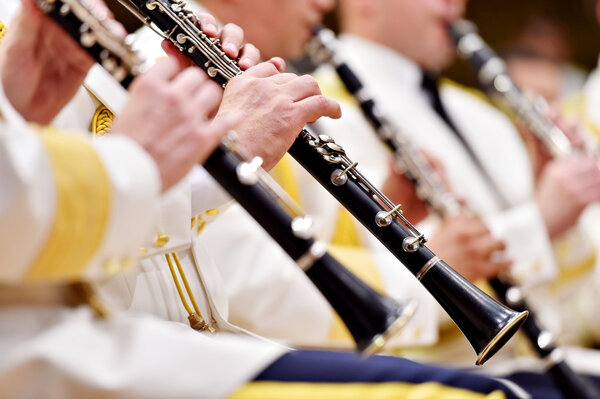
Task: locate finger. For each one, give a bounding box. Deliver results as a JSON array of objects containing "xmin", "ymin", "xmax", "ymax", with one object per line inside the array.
[
  {"xmin": 17, "ymin": 0, "xmax": 64, "ymax": 52},
  {"xmin": 146, "ymin": 57, "xmax": 185, "ymax": 82},
  {"xmin": 282, "ymin": 74, "xmax": 322, "ymax": 102},
  {"xmin": 190, "ymin": 80, "xmax": 225, "ymax": 120},
  {"xmin": 170, "ymin": 66, "xmax": 209, "ymax": 97},
  {"xmin": 22, "ymin": 0, "xmax": 95, "ymax": 72},
  {"xmin": 193, "ymin": 12, "xmax": 219, "ymax": 37},
  {"xmin": 575, "ymin": 170, "xmax": 600, "ymax": 189},
  {"xmin": 480, "ymin": 259, "xmax": 512, "ymax": 278},
  {"xmin": 294, "ymin": 95, "xmax": 342, "ymax": 122},
  {"xmin": 85, "ymin": 0, "xmax": 114, "ymax": 18},
  {"xmin": 195, "ymin": 112, "xmax": 242, "ymax": 164},
  {"xmin": 220, "ymin": 23, "xmax": 244, "ymax": 59},
  {"xmin": 238, "ymin": 44, "xmax": 261, "ymax": 70},
  {"xmin": 472, "ymin": 237, "xmax": 506, "ymax": 258},
  {"xmin": 576, "ymin": 183, "xmax": 600, "ymax": 203},
  {"xmin": 85, "ymin": 0, "xmax": 127, "ymax": 38},
  {"xmin": 268, "ymin": 72, "xmax": 301, "ymax": 85},
  {"xmin": 105, "ymin": 19, "xmax": 128, "ymax": 38},
  {"xmin": 161, "ymin": 40, "xmax": 195, "ymax": 68},
  {"xmin": 243, "ymin": 62, "xmax": 280, "ymax": 78},
  {"xmin": 268, "ymin": 57, "xmax": 286, "ymax": 72},
  {"xmin": 460, "ymin": 216, "xmax": 489, "ymax": 236},
  {"xmin": 206, "ymin": 112, "xmax": 243, "ymax": 142}
]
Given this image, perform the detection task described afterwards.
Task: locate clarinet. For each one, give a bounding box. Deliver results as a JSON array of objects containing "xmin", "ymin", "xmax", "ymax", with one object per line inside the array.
[
  {"xmin": 307, "ymin": 27, "xmax": 463, "ymax": 219},
  {"xmin": 442, "ymin": 21, "xmax": 600, "ymax": 399},
  {"xmin": 34, "ymin": 0, "xmax": 418, "ymax": 355},
  {"xmin": 120, "ymin": 0, "xmax": 530, "ymax": 365},
  {"xmin": 448, "ymin": 19, "xmax": 594, "ymax": 161}
]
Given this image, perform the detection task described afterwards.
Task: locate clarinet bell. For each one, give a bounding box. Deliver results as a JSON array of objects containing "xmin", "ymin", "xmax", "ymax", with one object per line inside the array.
[
  {"xmin": 420, "ymin": 258, "xmax": 528, "ymax": 365},
  {"xmin": 360, "ymin": 298, "xmax": 418, "ymax": 355},
  {"xmin": 304, "ymin": 252, "xmax": 418, "ymax": 355}
]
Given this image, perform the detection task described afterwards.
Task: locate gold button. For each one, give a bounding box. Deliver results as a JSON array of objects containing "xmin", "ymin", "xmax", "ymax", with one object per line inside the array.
[
  {"xmin": 205, "ymin": 209, "xmax": 219, "ymax": 216},
  {"xmin": 196, "ymin": 217, "xmax": 207, "ymax": 235},
  {"xmin": 103, "ymin": 259, "xmax": 121, "ymax": 274},
  {"xmin": 191, "ymin": 217, "xmax": 196, "ymax": 228},
  {"xmin": 122, "ymin": 258, "xmax": 135, "ymax": 271},
  {"xmin": 154, "ymin": 233, "xmax": 170, "ymax": 247}
]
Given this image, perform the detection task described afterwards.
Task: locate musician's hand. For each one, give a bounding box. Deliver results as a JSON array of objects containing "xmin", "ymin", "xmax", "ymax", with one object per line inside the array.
[
  {"xmin": 428, "ymin": 214, "xmax": 512, "ymax": 282},
  {"xmin": 519, "ymin": 106, "xmax": 585, "ymax": 180},
  {"xmin": 111, "ymin": 57, "xmax": 239, "ymax": 191},
  {"xmin": 0, "ymin": 0, "xmax": 104, "ymax": 123},
  {"xmin": 381, "ymin": 151, "xmax": 450, "ymax": 223},
  {"xmin": 178, "ymin": 14, "xmax": 269, "ymax": 71},
  {"xmin": 381, "ymin": 161, "xmax": 429, "ymax": 224},
  {"xmin": 214, "ymin": 62, "xmax": 342, "ymax": 170},
  {"xmin": 536, "ymin": 154, "xmax": 600, "ymax": 239}
]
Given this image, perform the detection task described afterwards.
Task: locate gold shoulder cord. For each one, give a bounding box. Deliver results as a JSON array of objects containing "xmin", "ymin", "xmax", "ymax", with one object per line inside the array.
[
  {"xmin": 90, "ymin": 105, "xmax": 212, "ymax": 330},
  {"xmin": 165, "ymin": 252, "xmax": 215, "ymax": 332}
]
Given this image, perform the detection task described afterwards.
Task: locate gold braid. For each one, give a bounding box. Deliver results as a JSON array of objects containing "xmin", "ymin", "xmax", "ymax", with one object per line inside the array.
[
  {"xmin": 0, "ymin": 20, "xmax": 6, "ymax": 42},
  {"xmin": 91, "ymin": 106, "xmax": 114, "ymax": 136}
]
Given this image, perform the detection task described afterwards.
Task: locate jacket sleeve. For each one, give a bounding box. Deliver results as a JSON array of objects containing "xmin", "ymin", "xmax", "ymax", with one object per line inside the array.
[{"xmin": 0, "ymin": 117, "xmax": 161, "ymax": 284}]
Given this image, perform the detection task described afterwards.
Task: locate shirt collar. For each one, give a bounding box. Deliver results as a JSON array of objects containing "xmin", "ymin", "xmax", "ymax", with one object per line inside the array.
[{"xmin": 336, "ymin": 34, "xmax": 424, "ymax": 94}]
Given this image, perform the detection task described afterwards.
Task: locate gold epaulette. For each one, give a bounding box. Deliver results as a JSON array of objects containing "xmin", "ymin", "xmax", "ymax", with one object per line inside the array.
[
  {"xmin": 312, "ymin": 67, "xmax": 357, "ymax": 106},
  {"xmin": 560, "ymin": 91, "xmax": 600, "ymax": 143},
  {"xmin": 439, "ymin": 78, "xmax": 494, "ymax": 106}
]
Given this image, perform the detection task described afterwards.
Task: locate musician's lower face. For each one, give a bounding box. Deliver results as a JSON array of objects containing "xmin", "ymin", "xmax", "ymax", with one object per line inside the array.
[
  {"xmin": 204, "ymin": 0, "xmax": 335, "ymax": 60},
  {"xmin": 340, "ymin": 0, "xmax": 469, "ymax": 73}
]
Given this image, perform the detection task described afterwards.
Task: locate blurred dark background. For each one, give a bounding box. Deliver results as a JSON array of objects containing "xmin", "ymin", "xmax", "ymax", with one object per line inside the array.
[
  {"xmin": 450, "ymin": 0, "xmax": 600, "ymax": 87},
  {"xmin": 107, "ymin": 0, "xmax": 600, "ymax": 87}
]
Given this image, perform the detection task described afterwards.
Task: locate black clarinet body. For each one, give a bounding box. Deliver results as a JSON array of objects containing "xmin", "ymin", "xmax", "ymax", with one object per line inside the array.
[
  {"xmin": 122, "ymin": 0, "xmax": 531, "ymax": 365},
  {"xmin": 288, "ymin": 130, "xmax": 524, "ymax": 364},
  {"xmin": 35, "ymin": 0, "xmax": 417, "ymax": 354}
]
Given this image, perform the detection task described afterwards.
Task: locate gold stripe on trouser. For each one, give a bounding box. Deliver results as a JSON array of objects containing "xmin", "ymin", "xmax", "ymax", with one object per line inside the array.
[
  {"xmin": 229, "ymin": 382, "xmax": 507, "ymax": 399},
  {"xmin": 25, "ymin": 127, "xmax": 111, "ymax": 282}
]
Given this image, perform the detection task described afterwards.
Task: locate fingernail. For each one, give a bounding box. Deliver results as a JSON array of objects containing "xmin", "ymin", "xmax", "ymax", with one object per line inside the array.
[
  {"xmin": 224, "ymin": 43, "xmax": 237, "ymax": 56},
  {"xmin": 238, "ymin": 58, "xmax": 250, "ymax": 69},
  {"xmin": 203, "ymin": 23, "xmax": 217, "ymax": 34}
]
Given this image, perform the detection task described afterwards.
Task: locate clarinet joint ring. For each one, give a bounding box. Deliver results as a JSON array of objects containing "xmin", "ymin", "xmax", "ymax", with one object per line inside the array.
[{"xmin": 296, "ymin": 241, "xmax": 327, "ymax": 272}]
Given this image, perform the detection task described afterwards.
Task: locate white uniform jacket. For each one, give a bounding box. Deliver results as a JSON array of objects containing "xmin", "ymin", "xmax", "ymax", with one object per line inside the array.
[{"xmin": 0, "ymin": 6, "xmax": 285, "ymax": 397}]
